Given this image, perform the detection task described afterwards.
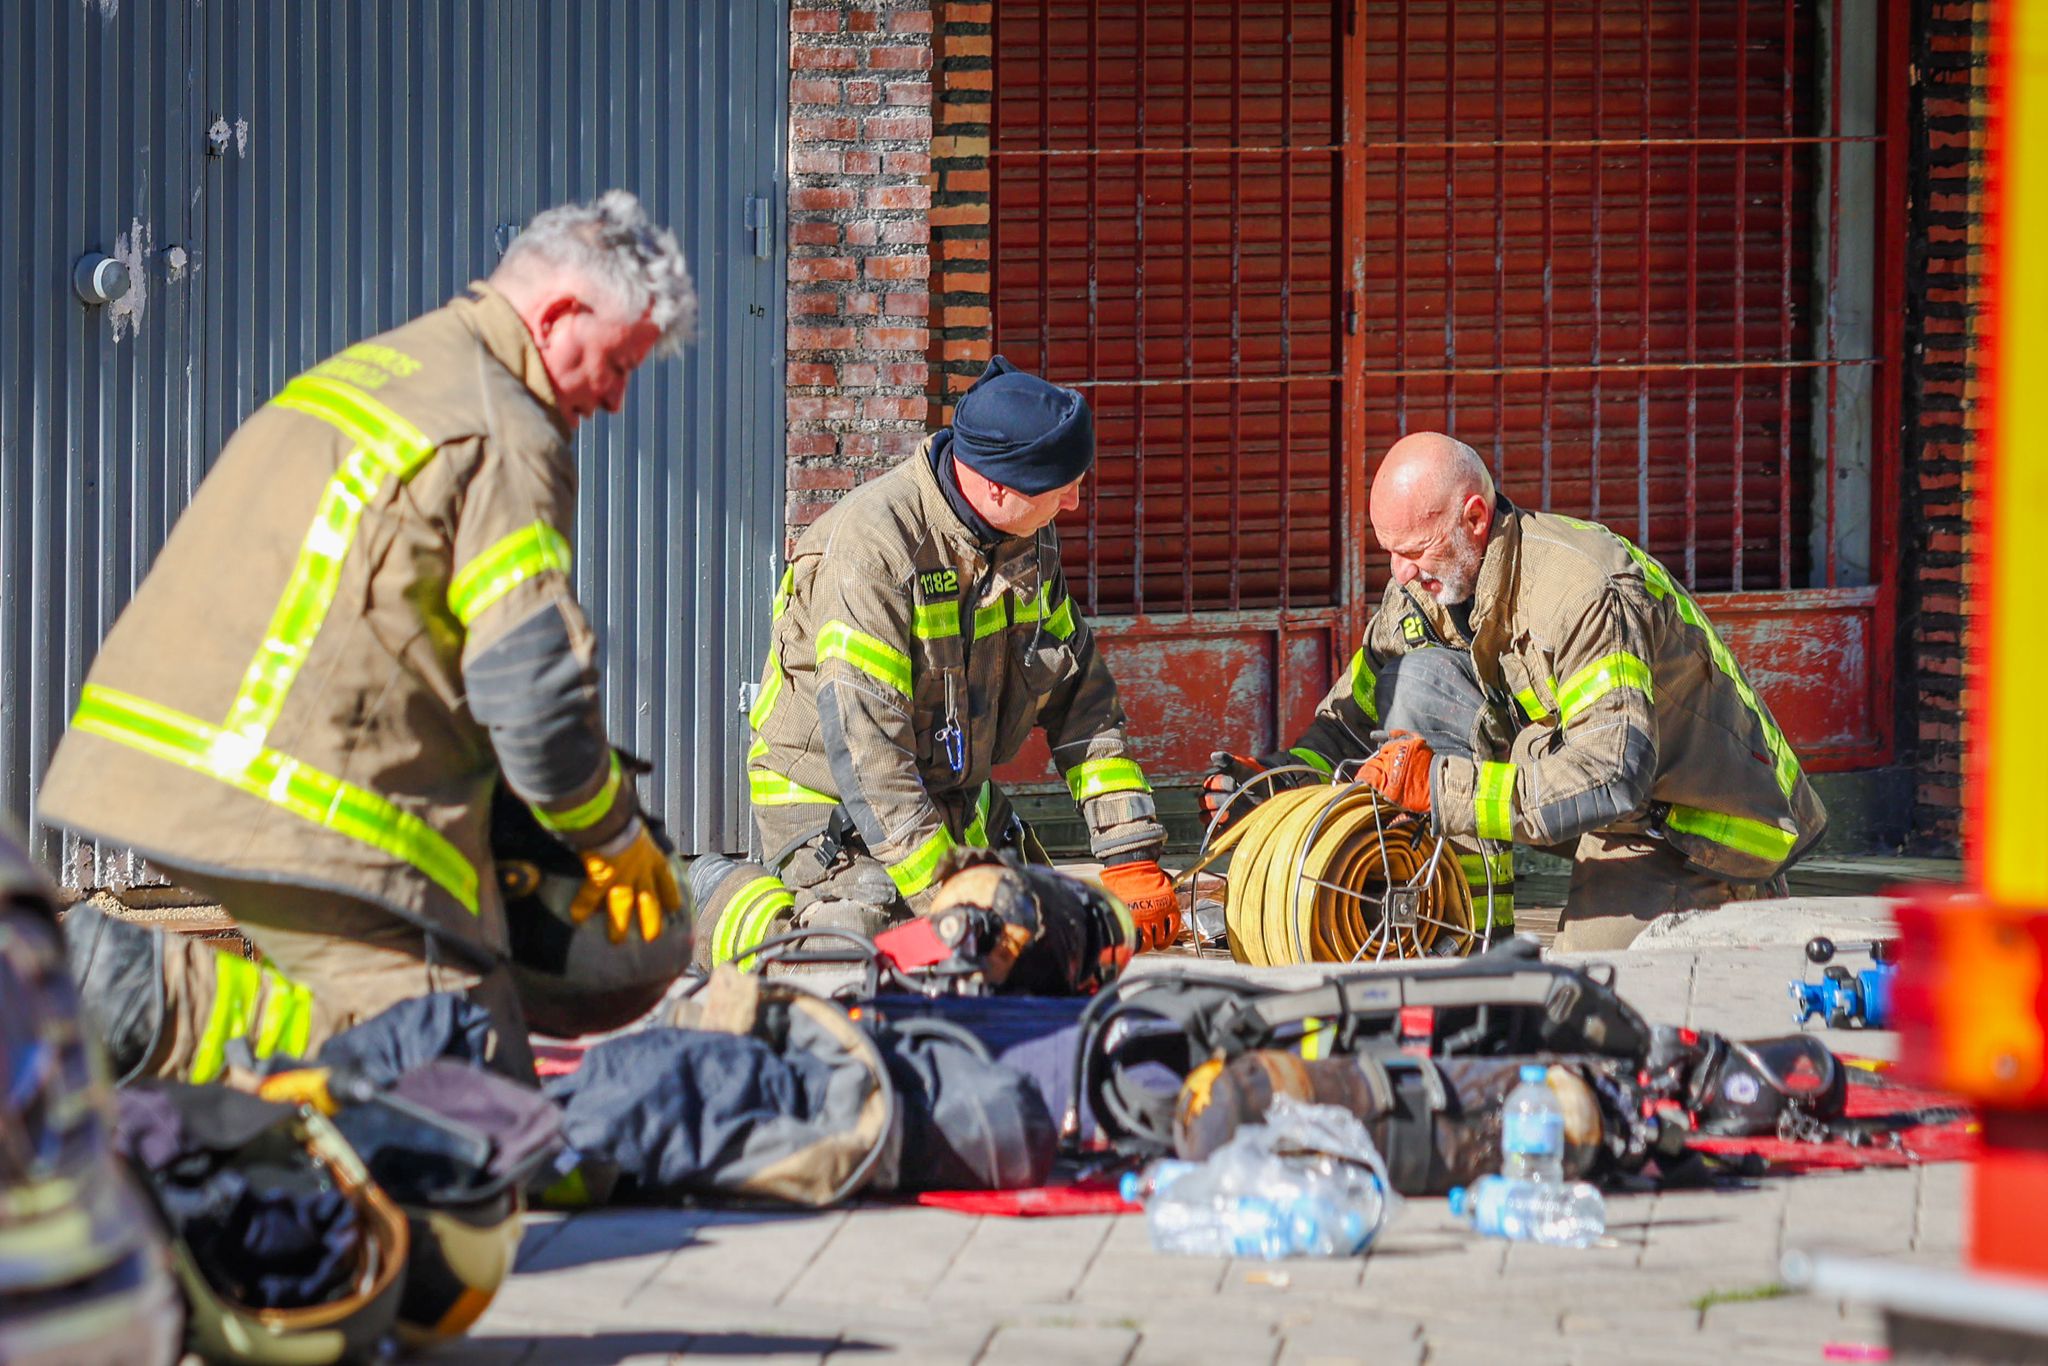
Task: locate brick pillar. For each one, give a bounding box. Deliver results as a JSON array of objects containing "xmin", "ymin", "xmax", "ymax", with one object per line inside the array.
[
  {"xmin": 928, "ymin": 2, "xmax": 995, "ymax": 422},
  {"xmin": 785, "ymin": 0, "xmax": 936, "ymax": 548},
  {"xmin": 1903, "ymin": 0, "xmax": 1991, "ymax": 854}
]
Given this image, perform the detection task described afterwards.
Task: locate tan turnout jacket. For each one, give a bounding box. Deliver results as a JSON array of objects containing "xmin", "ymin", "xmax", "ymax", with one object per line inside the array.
[
  {"xmin": 748, "ymin": 442, "xmax": 1162, "ymax": 901},
  {"xmin": 1289, "ymin": 499, "xmax": 1828, "ymax": 882},
  {"xmin": 38, "ymin": 284, "xmax": 636, "ymax": 955}
]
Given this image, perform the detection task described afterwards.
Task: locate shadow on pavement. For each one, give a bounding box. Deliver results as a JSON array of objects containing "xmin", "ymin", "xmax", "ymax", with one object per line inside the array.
[
  {"xmin": 515, "ymin": 1206, "xmax": 834, "ymax": 1273},
  {"xmin": 439, "ymin": 1330, "xmax": 879, "ymax": 1365}
]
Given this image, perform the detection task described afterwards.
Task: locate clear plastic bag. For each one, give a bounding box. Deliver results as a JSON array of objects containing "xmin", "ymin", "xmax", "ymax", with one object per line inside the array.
[{"xmin": 1140, "ymin": 1095, "xmax": 1400, "ymax": 1259}]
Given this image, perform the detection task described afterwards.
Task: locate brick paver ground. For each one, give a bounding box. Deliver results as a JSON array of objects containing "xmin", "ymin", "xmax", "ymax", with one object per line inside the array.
[{"xmin": 447, "ymin": 898, "xmax": 1957, "ymax": 1364}]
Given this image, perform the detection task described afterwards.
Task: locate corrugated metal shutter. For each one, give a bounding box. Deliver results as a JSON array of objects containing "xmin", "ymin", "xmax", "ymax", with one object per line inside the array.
[
  {"xmin": 992, "ymin": 1, "xmax": 1346, "ymax": 617},
  {"xmin": 990, "ymin": 1, "xmax": 1903, "ymax": 779},
  {"xmin": 0, "ymin": 0, "xmax": 788, "ymax": 886},
  {"xmin": 1361, "ymin": 2, "xmax": 1818, "ymax": 594}
]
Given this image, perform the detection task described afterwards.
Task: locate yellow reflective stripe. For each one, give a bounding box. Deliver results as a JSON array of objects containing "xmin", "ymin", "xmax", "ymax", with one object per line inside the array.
[
  {"xmin": 1066, "ymin": 757, "xmax": 1151, "ymax": 803},
  {"xmin": 190, "ymin": 953, "xmax": 314, "ymax": 1084},
  {"xmin": 252, "ymin": 968, "xmax": 315, "ymax": 1063},
  {"xmin": 748, "ymin": 768, "xmax": 840, "ymax": 806},
  {"xmin": 816, "ymin": 621, "xmax": 913, "ymax": 697},
  {"xmin": 1555, "ymin": 652, "xmax": 1655, "ymax": 727},
  {"xmin": 192, "ymin": 953, "xmax": 262, "ymax": 1084},
  {"xmin": 74, "ymin": 686, "xmax": 478, "ymax": 913},
  {"xmin": 965, "ymin": 782, "xmax": 993, "ymax": 846},
  {"xmin": 1515, "ymin": 687, "xmax": 1551, "ymax": 723},
  {"xmin": 1456, "ymin": 850, "xmax": 1515, "ymax": 883},
  {"xmin": 1288, "ymin": 747, "xmax": 1335, "ymax": 777},
  {"xmin": 271, "ymin": 374, "xmax": 433, "ymax": 470},
  {"xmin": 448, "ymin": 522, "xmax": 572, "ymax": 627},
  {"xmin": 1475, "ymin": 761, "xmax": 1516, "ymax": 842},
  {"xmin": 1568, "ymin": 521, "xmax": 1801, "ymax": 800},
  {"xmin": 221, "ymin": 449, "xmax": 389, "ymax": 743},
  {"xmin": 221, "ymin": 374, "xmax": 440, "ymax": 745},
  {"xmin": 772, "ymin": 564, "xmax": 794, "ymax": 621},
  {"xmin": 887, "ymin": 826, "xmax": 956, "ymax": 897},
  {"xmin": 713, "ymin": 874, "xmax": 795, "ymax": 967},
  {"xmin": 912, "ymin": 601, "xmax": 961, "ymax": 639},
  {"xmin": 1300, "ymin": 1015, "xmax": 1332, "ymax": 1061},
  {"xmin": 1665, "ymin": 805, "xmax": 1799, "ymax": 863},
  {"xmin": 534, "ymin": 753, "xmax": 622, "ymax": 834},
  {"xmin": 748, "ymin": 736, "xmax": 769, "ymax": 761},
  {"xmin": 973, "ymin": 600, "xmax": 1009, "ymax": 639},
  {"xmin": 749, "ymin": 651, "xmax": 785, "ymax": 732},
  {"xmin": 1045, "ymin": 595, "xmax": 1077, "ymax": 640},
  {"xmin": 1348, "ymin": 648, "xmax": 1379, "ymax": 722},
  {"xmin": 1013, "ymin": 587, "xmax": 1043, "ymax": 624}
]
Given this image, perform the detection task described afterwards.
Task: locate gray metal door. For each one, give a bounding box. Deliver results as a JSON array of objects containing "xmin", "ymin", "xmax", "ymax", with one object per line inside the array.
[{"xmin": 0, "ymin": 0, "xmax": 788, "ymax": 885}]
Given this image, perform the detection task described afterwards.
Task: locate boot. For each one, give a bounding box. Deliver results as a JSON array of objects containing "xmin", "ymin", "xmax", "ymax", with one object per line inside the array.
[{"xmin": 60, "ymin": 903, "xmax": 166, "ymax": 1082}]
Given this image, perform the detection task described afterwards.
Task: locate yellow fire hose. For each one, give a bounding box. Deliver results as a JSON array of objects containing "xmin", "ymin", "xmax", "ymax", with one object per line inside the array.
[{"xmin": 1180, "ymin": 782, "xmax": 1476, "ymax": 965}]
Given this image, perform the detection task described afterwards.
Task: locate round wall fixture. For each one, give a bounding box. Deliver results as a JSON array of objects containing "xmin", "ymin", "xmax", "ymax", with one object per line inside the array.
[{"xmin": 73, "ymin": 252, "xmax": 132, "ymax": 306}]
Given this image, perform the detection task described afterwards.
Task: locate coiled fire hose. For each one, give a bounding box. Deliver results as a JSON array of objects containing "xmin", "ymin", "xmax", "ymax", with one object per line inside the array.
[{"xmin": 1180, "ymin": 779, "xmax": 1476, "ymax": 966}]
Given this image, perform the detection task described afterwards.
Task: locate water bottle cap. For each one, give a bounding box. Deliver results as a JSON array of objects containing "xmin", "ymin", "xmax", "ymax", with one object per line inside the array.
[
  {"xmin": 1447, "ymin": 1185, "xmax": 1468, "ymax": 1216},
  {"xmin": 1520, "ymin": 1064, "xmax": 1548, "ymax": 1084}
]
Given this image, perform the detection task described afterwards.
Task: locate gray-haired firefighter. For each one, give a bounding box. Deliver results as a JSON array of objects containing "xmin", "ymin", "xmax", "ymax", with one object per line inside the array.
[
  {"xmin": 41, "ymin": 191, "xmax": 696, "ymax": 1084},
  {"xmin": 723, "ymin": 356, "xmax": 1177, "ymax": 963},
  {"xmin": 1203, "ymin": 431, "xmax": 1828, "ymax": 951}
]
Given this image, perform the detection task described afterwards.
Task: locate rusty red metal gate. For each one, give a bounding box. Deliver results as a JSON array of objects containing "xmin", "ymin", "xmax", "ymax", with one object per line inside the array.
[{"xmin": 990, "ymin": 1, "xmax": 1907, "ymax": 787}]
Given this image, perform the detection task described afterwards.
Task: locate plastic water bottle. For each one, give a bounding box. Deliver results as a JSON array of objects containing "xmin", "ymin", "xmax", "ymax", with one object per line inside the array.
[
  {"xmin": 1448, "ymin": 1175, "xmax": 1606, "ymax": 1248},
  {"xmin": 1501, "ymin": 1064, "xmax": 1565, "ymax": 1183},
  {"xmin": 1146, "ymin": 1192, "xmax": 1376, "ymax": 1260},
  {"xmin": 1119, "ymin": 1159, "xmax": 1200, "ymax": 1205}
]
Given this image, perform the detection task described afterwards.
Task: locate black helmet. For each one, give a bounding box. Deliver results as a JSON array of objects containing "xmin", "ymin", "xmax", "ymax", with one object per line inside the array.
[{"xmin": 490, "ymin": 766, "xmax": 695, "ymax": 1037}]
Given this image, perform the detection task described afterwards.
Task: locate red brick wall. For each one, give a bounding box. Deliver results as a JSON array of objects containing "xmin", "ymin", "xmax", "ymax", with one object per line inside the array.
[
  {"xmin": 1903, "ymin": 0, "xmax": 1990, "ymax": 854},
  {"xmin": 784, "ymin": 0, "xmax": 936, "ymax": 546}
]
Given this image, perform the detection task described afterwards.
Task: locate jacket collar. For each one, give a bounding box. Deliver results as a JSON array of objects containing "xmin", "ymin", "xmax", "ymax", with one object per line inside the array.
[
  {"xmin": 454, "ymin": 281, "xmax": 567, "ymax": 433},
  {"xmin": 1465, "ymin": 495, "xmax": 1525, "ymax": 653},
  {"xmin": 907, "ymin": 437, "xmax": 1039, "ymax": 567}
]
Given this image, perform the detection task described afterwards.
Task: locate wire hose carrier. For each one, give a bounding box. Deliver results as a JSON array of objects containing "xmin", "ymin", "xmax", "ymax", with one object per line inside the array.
[{"xmin": 1182, "ymin": 770, "xmax": 1479, "ymax": 965}]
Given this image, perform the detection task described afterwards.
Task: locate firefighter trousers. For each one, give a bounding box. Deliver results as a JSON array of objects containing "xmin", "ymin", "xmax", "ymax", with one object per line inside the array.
[{"xmin": 145, "ymin": 868, "xmax": 536, "ymax": 1084}]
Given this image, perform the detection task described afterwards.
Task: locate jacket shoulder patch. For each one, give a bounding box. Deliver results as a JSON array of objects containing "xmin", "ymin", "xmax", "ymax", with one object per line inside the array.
[{"xmin": 917, "ymin": 567, "xmax": 960, "ymax": 598}]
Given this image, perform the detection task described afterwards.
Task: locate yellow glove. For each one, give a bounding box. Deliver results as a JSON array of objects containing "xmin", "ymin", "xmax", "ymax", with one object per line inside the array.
[{"xmin": 568, "ymin": 822, "xmax": 683, "ymax": 944}]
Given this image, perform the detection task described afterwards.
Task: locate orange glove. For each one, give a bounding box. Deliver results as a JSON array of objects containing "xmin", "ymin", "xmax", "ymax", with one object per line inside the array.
[
  {"xmin": 1099, "ymin": 859, "xmax": 1182, "ymax": 953},
  {"xmin": 569, "ymin": 822, "xmax": 683, "ymax": 944},
  {"xmin": 1357, "ymin": 731, "xmax": 1435, "ymax": 814}
]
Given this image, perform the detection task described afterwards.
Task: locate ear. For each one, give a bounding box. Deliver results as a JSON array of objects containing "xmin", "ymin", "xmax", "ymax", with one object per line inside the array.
[
  {"xmin": 1462, "ymin": 491, "xmax": 1492, "ymax": 535},
  {"xmin": 534, "ymin": 293, "xmax": 580, "ymax": 344}
]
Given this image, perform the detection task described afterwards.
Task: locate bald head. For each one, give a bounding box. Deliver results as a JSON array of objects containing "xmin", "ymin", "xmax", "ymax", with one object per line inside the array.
[{"xmin": 1369, "ymin": 432, "xmax": 1497, "ymax": 606}]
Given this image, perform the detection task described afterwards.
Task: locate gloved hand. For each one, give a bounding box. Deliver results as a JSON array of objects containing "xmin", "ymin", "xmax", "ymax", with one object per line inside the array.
[
  {"xmin": 1357, "ymin": 731, "xmax": 1435, "ymax": 814},
  {"xmin": 1099, "ymin": 858, "xmax": 1182, "ymax": 953},
  {"xmin": 569, "ymin": 821, "xmax": 683, "ymax": 944},
  {"xmin": 1200, "ymin": 752, "xmax": 1265, "ymax": 833}
]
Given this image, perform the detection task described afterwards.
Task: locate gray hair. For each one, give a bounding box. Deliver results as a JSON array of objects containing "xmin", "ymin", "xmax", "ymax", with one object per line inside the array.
[{"xmin": 495, "ymin": 190, "xmax": 697, "ymax": 353}]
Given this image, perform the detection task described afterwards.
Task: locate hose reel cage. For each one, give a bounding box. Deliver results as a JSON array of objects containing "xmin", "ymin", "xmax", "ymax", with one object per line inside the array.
[{"xmin": 1182, "ymin": 766, "xmax": 1495, "ymax": 966}]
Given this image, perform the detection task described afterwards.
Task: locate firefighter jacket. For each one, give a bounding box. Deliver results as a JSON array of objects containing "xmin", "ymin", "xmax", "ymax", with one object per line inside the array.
[
  {"xmin": 1286, "ymin": 499, "xmax": 1829, "ymax": 883},
  {"xmin": 37, "ymin": 283, "xmax": 639, "ymax": 956},
  {"xmin": 747, "ymin": 442, "xmax": 1164, "ymax": 902}
]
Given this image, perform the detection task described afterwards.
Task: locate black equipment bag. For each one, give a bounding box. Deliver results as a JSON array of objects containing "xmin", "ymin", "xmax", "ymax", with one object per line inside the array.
[{"xmin": 1079, "ymin": 939, "xmax": 1652, "ymax": 1155}]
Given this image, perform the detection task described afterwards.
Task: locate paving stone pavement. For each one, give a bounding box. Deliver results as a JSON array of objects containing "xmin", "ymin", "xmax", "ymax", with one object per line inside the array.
[{"xmin": 447, "ymin": 900, "xmax": 1959, "ymax": 1364}]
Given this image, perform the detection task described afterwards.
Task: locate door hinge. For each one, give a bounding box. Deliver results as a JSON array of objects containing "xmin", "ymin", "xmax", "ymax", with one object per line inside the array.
[
  {"xmin": 737, "ymin": 678, "xmax": 761, "ymax": 717},
  {"xmin": 743, "ymin": 194, "xmax": 773, "ymax": 259},
  {"xmin": 1345, "ymin": 288, "xmax": 1360, "ymax": 336}
]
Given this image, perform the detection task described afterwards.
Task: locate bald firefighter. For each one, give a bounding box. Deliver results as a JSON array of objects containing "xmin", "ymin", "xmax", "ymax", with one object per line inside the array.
[
  {"xmin": 1204, "ymin": 432, "xmax": 1828, "ymax": 951},
  {"xmin": 723, "ymin": 357, "xmax": 1177, "ymax": 962},
  {"xmin": 43, "ymin": 192, "xmax": 694, "ymax": 1083}
]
